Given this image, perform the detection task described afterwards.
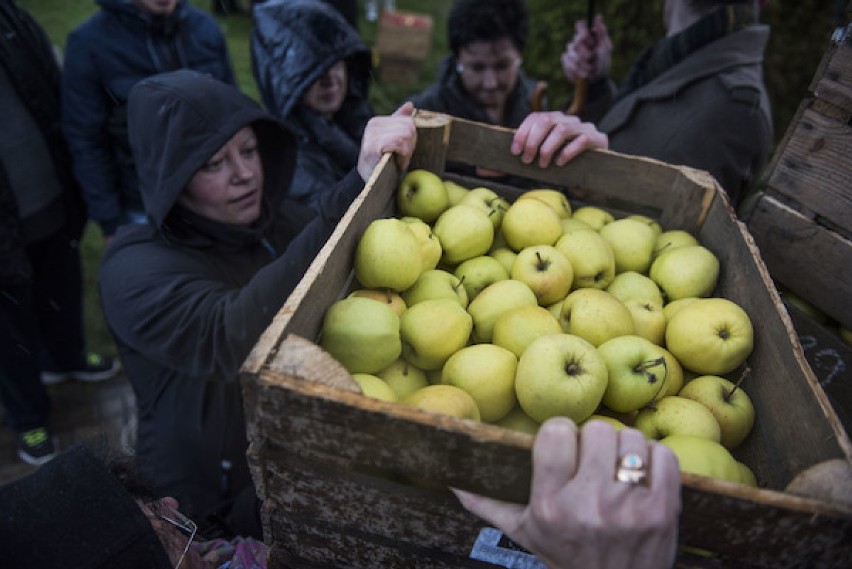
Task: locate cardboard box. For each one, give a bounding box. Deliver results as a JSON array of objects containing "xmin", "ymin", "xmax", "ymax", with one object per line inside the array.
[{"xmin": 241, "ymin": 112, "xmax": 852, "ymax": 568}]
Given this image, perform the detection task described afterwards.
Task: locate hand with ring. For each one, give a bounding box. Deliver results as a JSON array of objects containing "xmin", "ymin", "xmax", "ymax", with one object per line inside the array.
[{"xmin": 454, "ymin": 418, "xmax": 681, "ymax": 569}]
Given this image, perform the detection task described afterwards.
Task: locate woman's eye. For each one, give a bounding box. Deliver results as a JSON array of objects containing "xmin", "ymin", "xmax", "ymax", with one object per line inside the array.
[
  {"xmin": 202, "ymin": 159, "xmax": 223, "ymax": 172},
  {"xmin": 242, "ymin": 145, "xmax": 258, "ymax": 158}
]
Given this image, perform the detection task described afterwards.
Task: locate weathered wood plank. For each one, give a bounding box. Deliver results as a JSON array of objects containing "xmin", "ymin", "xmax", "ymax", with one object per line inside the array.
[{"xmin": 812, "ymin": 41, "xmax": 852, "ymax": 116}]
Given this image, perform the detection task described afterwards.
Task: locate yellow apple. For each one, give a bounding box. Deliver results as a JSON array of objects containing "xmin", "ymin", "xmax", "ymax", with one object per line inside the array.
[
  {"xmin": 606, "ymin": 271, "xmax": 664, "ymax": 306},
  {"xmin": 453, "ymin": 255, "xmax": 510, "ymax": 301},
  {"xmin": 558, "ymin": 288, "xmax": 634, "ymax": 347},
  {"xmin": 352, "ymin": 373, "xmax": 398, "ymax": 402},
  {"xmin": 460, "ymin": 187, "xmax": 510, "ymax": 230},
  {"xmin": 396, "ymin": 169, "xmax": 449, "ymax": 222},
  {"xmin": 554, "ymin": 228, "xmax": 616, "ymax": 290},
  {"xmin": 321, "ymin": 296, "xmax": 401, "ymax": 374},
  {"xmin": 355, "ymin": 218, "xmax": 423, "ymax": 292},
  {"xmin": 467, "ymin": 279, "xmax": 538, "ymax": 343},
  {"xmin": 400, "ymin": 298, "xmax": 472, "ymax": 370},
  {"xmin": 678, "ymin": 374, "xmax": 755, "ymax": 449},
  {"xmin": 649, "ymin": 245, "xmax": 720, "ymax": 301},
  {"xmin": 376, "ymin": 358, "xmax": 429, "ymax": 400},
  {"xmin": 399, "ymin": 216, "xmax": 442, "ymax": 272},
  {"xmin": 443, "ymin": 179, "xmax": 470, "ymax": 206},
  {"xmin": 660, "ymin": 435, "xmax": 743, "ymax": 483},
  {"xmin": 659, "ymin": 347, "xmax": 684, "ymax": 397},
  {"xmin": 403, "ymin": 384, "xmax": 481, "ymax": 421},
  {"xmin": 780, "ymin": 289, "xmax": 830, "ymax": 324},
  {"xmin": 581, "ymin": 414, "xmax": 628, "ymax": 430},
  {"xmin": 653, "ymin": 229, "xmax": 699, "ymax": 258},
  {"xmin": 501, "ymin": 197, "xmax": 562, "ymax": 251},
  {"xmin": 494, "ymin": 405, "xmax": 541, "ymax": 434},
  {"xmin": 348, "ymin": 288, "xmax": 407, "ymax": 317},
  {"xmin": 518, "ymin": 188, "xmax": 572, "ymax": 218},
  {"xmin": 492, "ymin": 304, "xmax": 563, "ymax": 358},
  {"xmin": 624, "ymin": 299, "xmax": 667, "ymax": 346},
  {"xmin": 515, "ymin": 333, "xmax": 608, "ymax": 423},
  {"xmin": 442, "ymin": 344, "xmax": 518, "ymax": 422},
  {"xmin": 489, "ymin": 247, "xmax": 518, "ymax": 274},
  {"xmin": 626, "ymin": 214, "xmax": 662, "ymax": 237},
  {"xmin": 571, "ymin": 205, "xmax": 614, "ymax": 230},
  {"xmin": 401, "ymin": 269, "xmax": 468, "ymax": 308},
  {"xmin": 560, "ymin": 217, "xmax": 594, "ymax": 234},
  {"xmin": 598, "ymin": 335, "xmax": 670, "ymax": 413},
  {"xmin": 432, "ymin": 204, "xmax": 494, "ymax": 265},
  {"xmin": 665, "ymin": 297, "xmax": 754, "ymax": 375},
  {"xmin": 510, "ymin": 245, "xmax": 574, "ymax": 305},
  {"xmin": 635, "ymin": 396, "xmax": 722, "ymax": 443},
  {"xmin": 599, "ymin": 218, "xmax": 657, "ymax": 274},
  {"xmin": 662, "ymin": 297, "xmax": 700, "ymax": 321}
]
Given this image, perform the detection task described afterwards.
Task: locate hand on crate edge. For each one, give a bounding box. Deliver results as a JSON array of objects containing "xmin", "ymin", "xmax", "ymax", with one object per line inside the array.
[{"xmin": 512, "ymin": 112, "xmax": 608, "ymax": 168}]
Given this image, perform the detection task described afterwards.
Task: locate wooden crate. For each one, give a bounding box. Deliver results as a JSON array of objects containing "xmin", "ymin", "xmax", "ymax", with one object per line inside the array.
[
  {"xmin": 241, "ymin": 112, "xmax": 852, "ymax": 569},
  {"xmin": 743, "ymin": 15, "xmax": 852, "ymax": 436}
]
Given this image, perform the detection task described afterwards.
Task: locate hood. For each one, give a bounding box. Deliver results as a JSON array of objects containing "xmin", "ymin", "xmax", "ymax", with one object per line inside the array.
[
  {"xmin": 0, "ymin": 445, "xmax": 172, "ymax": 568},
  {"xmin": 251, "ymin": 0, "xmax": 372, "ymax": 119},
  {"xmin": 97, "ymin": 0, "xmax": 188, "ymax": 31},
  {"xmin": 127, "ymin": 69, "xmax": 296, "ymax": 231}
]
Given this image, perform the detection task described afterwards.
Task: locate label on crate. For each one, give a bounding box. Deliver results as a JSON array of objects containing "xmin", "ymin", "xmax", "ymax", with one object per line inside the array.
[{"xmin": 469, "ymin": 527, "xmax": 547, "ymax": 568}]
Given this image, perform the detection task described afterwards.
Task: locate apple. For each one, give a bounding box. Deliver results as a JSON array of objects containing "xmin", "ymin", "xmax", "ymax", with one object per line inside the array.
[
  {"xmin": 460, "ymin": 187, "xmax": 510, "ymax": 230},
  {"xmin": 560, "ymin": 217, "xmax": 594, "ymax": 234},
  {"xmin": 396, "ymin": 168, "xmax": 449, "ymax": 223},
  {"xmin": 492, "ymin": 304, "xmax": 563, "ymax": 358},
  {"xmin": 399, "ymin": 216, "xmax": 442, "ymax": 272},
  {"xmin": 624, "ymin": 299, "xmax": 667, "ymax": 346},
  {"xmin": 665, "ymin": 297, "xmax": 754, "ymax": 375},
  {"xmin": 660, "ymin": 435, "xmax": 743, "ymax": 483},
  {"xmin": 659, "ymin": 346, "xmax": 684, "ymax": 397},
  {"xmin": 401, "ymin": 269, "xmax": 468, "ymax": 308},
  {"xmin": 494, "ymin": 405, "xmax": 540, "ymax": 434},
  {"xmin": 321, "ymin": 296, "xmax": 401, "ymax": 374},
  {"xmin": 678, "ymin": 374, "xmax": 755, "ymax": 449},
  {"xmin": 432, "ymin": 204, "xmax": 494, "ymax": 265},
  {"xmin": 581, "ymin": 414, "xmax": 628, "ymax": 430},
  {"xmin": 443, "ymin": 179, "xmax": 470, "ymax": 206},
  {"xmin": 518, "ymin": 188, "xmax": 572, "ymax": 218},
  {"xmin": 554, "ymin": 228, "xmax": 616, "ymax": 290},
  {"xmin": 571, "ymin": 205, "xmax": 614, "ymax": 231},
  {"xmin": 736, "ymin": 461, "xmax": 757, "ymax": 487},
  {"xmin": 598, "ymin": 335, "xmax": 670, "ymax": 413},
  {"xmin": 841, "ymin": 325, "xmax": 852, "ymax": 346},
  {"xmin": 442, "ymin": 344, "xmax": 518, "ymax": 422},
  {"xmin": 662, "ymin": 297, "xmax": 699, "ymax": 322},
  {"xmin": 400, "ymin": 298, "xmax": 472, "ymax": 370},
  {"xmin": 403, "ymin": 384, "xmax": 481, "ymax": 421},
  {"xmin": 558, "ymin": 288, "xmax": 634, "ymax": 347},
  {"xmin": 780, "ymin": 289, "xmax": 829, "ymax": 324},
  {"xmin": 501, "ymin": 197, "xmax": 562, "ymax": 251},
  {"xmin": 510, "ymin": 245, "xmax": 574, "ymax": 305},
  {"xmin": 634, "ymin": 395, "xmax": 722, "ymax": 443},
  {"xmin": 626, "ymin": 214, "xmax": 662, "ymax": 237},
  {"xmin": 599, "ymin": 218, "xmax": 657, "ymax": 274},
  {"xmin": 467, "ymin": 279, "xmax": 538, "ymax": 343},
  {"xmin": 654, "ymin": 229, "xmax": 699, "ymax": 258},
  {"xmin": 376, "ymin": 357, "xmax": 429, "ymax": 400},
  {"xmin": 649, "ymin": 245, "xmax": 720, "ymax": 301},
  {"xmin": 355, "ymin": 218, "xmax": 423, "ymax": 292},
  {"xmin": 606, "ymin": 271, "xmax": 664, "ymax": 306},
  {"xmin": 348, "ymin": 288, "xmax": 407, "ymax": 317},
  {"xmin": 352, "ymin": 373, "xmax": 398, "ymax": 402},
  {"xmin": 515, "ymin": 333, "xmax": 608, "ymax": 423},
  {"xmin": 453, "ymin": 255, "xmax": 509, "ymax": 301},
  {"xmin": 489, "ymin": 247, "xmax": 518, "ymax": 274}
]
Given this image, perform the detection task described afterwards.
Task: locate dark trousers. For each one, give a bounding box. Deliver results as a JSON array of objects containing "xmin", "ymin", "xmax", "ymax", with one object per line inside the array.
[{"xmin": 0, "ymin": 230, "xmax": 85, "ymax": 431}]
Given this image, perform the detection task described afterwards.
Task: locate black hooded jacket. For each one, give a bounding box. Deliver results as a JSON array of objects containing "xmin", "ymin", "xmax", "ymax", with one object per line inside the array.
[
  {"xmin": 98, "ymin": 69, "xmax": 363, "ymax": 533},
  {"xmin": 251, "ymin": 0, "xmax": 373, "ymax": 210}
]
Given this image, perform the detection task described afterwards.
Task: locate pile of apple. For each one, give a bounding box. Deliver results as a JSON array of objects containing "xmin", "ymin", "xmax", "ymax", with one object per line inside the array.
[{"xmin": 320, "ymin": 169, "xmax": 758, "ymax": 485}]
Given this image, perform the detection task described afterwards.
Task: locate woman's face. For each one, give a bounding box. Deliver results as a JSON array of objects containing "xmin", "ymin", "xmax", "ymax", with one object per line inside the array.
[
  {"xmin": 180, "ymin": 126, "xmax": 264, "ymax": 226},
  {"xmin": 456, "ymin": 37, "xmax": 522, "ymax": 113},
  {"xmin": 302, "ymin": 60, "xmax": 348, "ymax": 118},
  {"xmin": 133, "ymin": 0, "xmax": 179, "ymax": 15}
]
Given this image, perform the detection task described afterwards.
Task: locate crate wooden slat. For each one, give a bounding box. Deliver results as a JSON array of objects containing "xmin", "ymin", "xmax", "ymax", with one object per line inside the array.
[{"xmin": 243, "ymin": 112, "xmax": 852, "ymax": 569}]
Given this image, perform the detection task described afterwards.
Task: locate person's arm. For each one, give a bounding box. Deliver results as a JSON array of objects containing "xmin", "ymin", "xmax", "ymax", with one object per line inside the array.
[
  {"xmin": 454, "ymin": 418, "xmax": 681, "ymax": 569},
  {"xmin": 561, "ymin": 15, "xmax": 616, "ymax": 122}
]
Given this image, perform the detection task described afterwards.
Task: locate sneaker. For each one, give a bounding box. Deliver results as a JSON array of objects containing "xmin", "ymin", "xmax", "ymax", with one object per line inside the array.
[
  {"xmin": 17, "ymin": 427, "xmax": 58, "ymax": 465},
  {"xmin": 41, "ymin": 353, "xmax": 121, "ymax": 385}
]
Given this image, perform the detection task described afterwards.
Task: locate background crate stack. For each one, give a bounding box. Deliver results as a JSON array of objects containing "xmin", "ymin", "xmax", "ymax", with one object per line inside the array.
[
  {"xmin": 241, "ymin": 111, "xmax": 852, "ymax": 568},
  {"xmin": 743, "ymin": 8, "xmax": 852, "ymax": 436},
  {"xmin": 374, "ymin": 9, "xmax": 434, "ymax": 84}
]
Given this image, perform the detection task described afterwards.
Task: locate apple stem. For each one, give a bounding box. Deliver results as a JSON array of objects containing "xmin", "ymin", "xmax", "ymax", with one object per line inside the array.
[
  {"xmin": 535, "ymin": 251, "xmax": 549, "ymax": 271},
  {"xmin": 635, "ymin": 357, "xmax": 666, "ymax": 383},
  {"xmin": 725, "ymin": 366, "xmax": 750, "ymax": 402}
]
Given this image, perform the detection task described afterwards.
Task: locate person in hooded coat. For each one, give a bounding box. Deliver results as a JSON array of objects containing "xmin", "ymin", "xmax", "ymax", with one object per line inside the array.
[
  {"xmin": 251, "ymin": 0, "xmax": 374, "ymax": 211},
  {"xmin": 62, "ymin": 0, "xmax": 236, "ymax": 239},
  {"xmin": 97, "ymin": 68, "xmax": 418, "ymax": 539}
]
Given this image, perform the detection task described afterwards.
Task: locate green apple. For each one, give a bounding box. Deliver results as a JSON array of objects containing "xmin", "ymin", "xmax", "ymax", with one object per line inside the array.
[
  {"xmin": 453, "ymin": 255, "xmax": 509, "ymax": 301},
  {"xmin": 654, "ymin": 229, "xmax": 699, "ymax": 258},
  {"xmin": 571, "ymin": 205, "xmax": 614, "ymax": 231},
  {"xmin": 678, "ymin": 374, "xmax": 755, "ymax": 449},
  {"xmin": 442, "ymin": 343, "xmax": 518, "ymax": 422},
  {"xmin": 599, "ymin": 218, "xmax": 657, "ymax": 274},
  {"xmin": 403, "ymin": 384, "xmax": 481, "ymax": 421},
  {"xmin": 518, "ymin": 188, "xmax": 572, "ymax": 219},
  {"xmin": 649, "ymin": 245, "xmax": 720, "ymax": 301},
  {"xmin": 376, "ymin": 357, "xmax": 429, "ymax": 400},
  {"xmin": 606, "ymin": 271, "xmax": 664, "ymax": 306},
  {"xmin": 660, "ymin": 435, "xmax": 743, "ymax": 483},
  {"xmin": 662, "ymin": 297, "xmax": 699, "ymax": 322},
  {"xmin": 626, "ymin": 214, "xmax": 662, "ymax": 237},
  {"xmin": 492, "ymin": 304, "xmax": 563, "ymax": 358},
  {"xmin": 401, "ymin": 269, "xmax": 468, "ymax": 308},
  {"xmin": 624, "ymin": 299, "xmax": 667, "ymax": 346},
  {"xmin": 781, "ymin": 289, "xmax": 829, "ymax": 324},
  {"xmin": 432, "ymin": 204, "xmax": 494, "ymax": 265},
  {"xmin": 400, "ymin": 298, "xmax": 472, "ymax": 370},
  {"xmin": 355, "ymin": 218, "xmax": 423, "ymax": 292},
  {"xmin": 489, "ymin": 247, "xmax": 518, "ymax": 274},
  {"xmin": 554, "ymin": 228, "xmax": 616, "ymax": 290},
  {"xmin": 396, "ymin": 169, "xmax": 449, "ymax": 223},
  {"xmin": 560, "ymin": 217, "xmax": 594, "ymax": 234},
  {"xmin": 494, "ymin": 405, "xmax": 540, "ymax": 434},
  {"xmin": 352, "ymin": 373, "xmax": 398, "ymax": 402},
  {"xmin": 443, "ymin": 179, "xmax": 470, "ymax": 206},
  {"xmin": 581, "ymin": 414, "xmax": 628, "ymax": 430},
  {"xmin": 399, "ymin": 216, "xmax": 442, "ymax": 272},
  {"xmin": 665, "ymin": 297, "xmax": 754, "ymax": 375},
  {"xmin": 510, "ymin": 245, "xmax": 574, "ymax": 305},
  {"xmin": 515, "ymin": 333, "xmax": 608, "ymax": 423},
  {"xmin": 460, "ymin": 187, "xmax": 510, "ymax": 230},
  {"xmin": 321, "ymin": 296, "xmax": 401, "ymax": 374},
  {"xmin": 559, "ymin": 288, "xmax": 634, "ymax": 347},
  {"xmin": 467, "ymin": 279, "xmax": 538, "ymax": 343},
  {"xmin": 736, "ymin": 461, "xmax": 757, "ymax": 486},
  {"xmin": 501, "ymin": 197, "xmax": 562, "ymax": 251},
  {"xmin": 659, "ymin": 347, "xmax": 684, "ymax": 397},
  {"xmin": 635, "ymin": 396, "xmax": 722, "ymax": 442},
  {"xmin": 598, "ymin": 335, "xmax": 670, "ymax": 413},
  {"xmin": 348, "ymin": 288, "xmax": 407, "ymax": 317}
]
